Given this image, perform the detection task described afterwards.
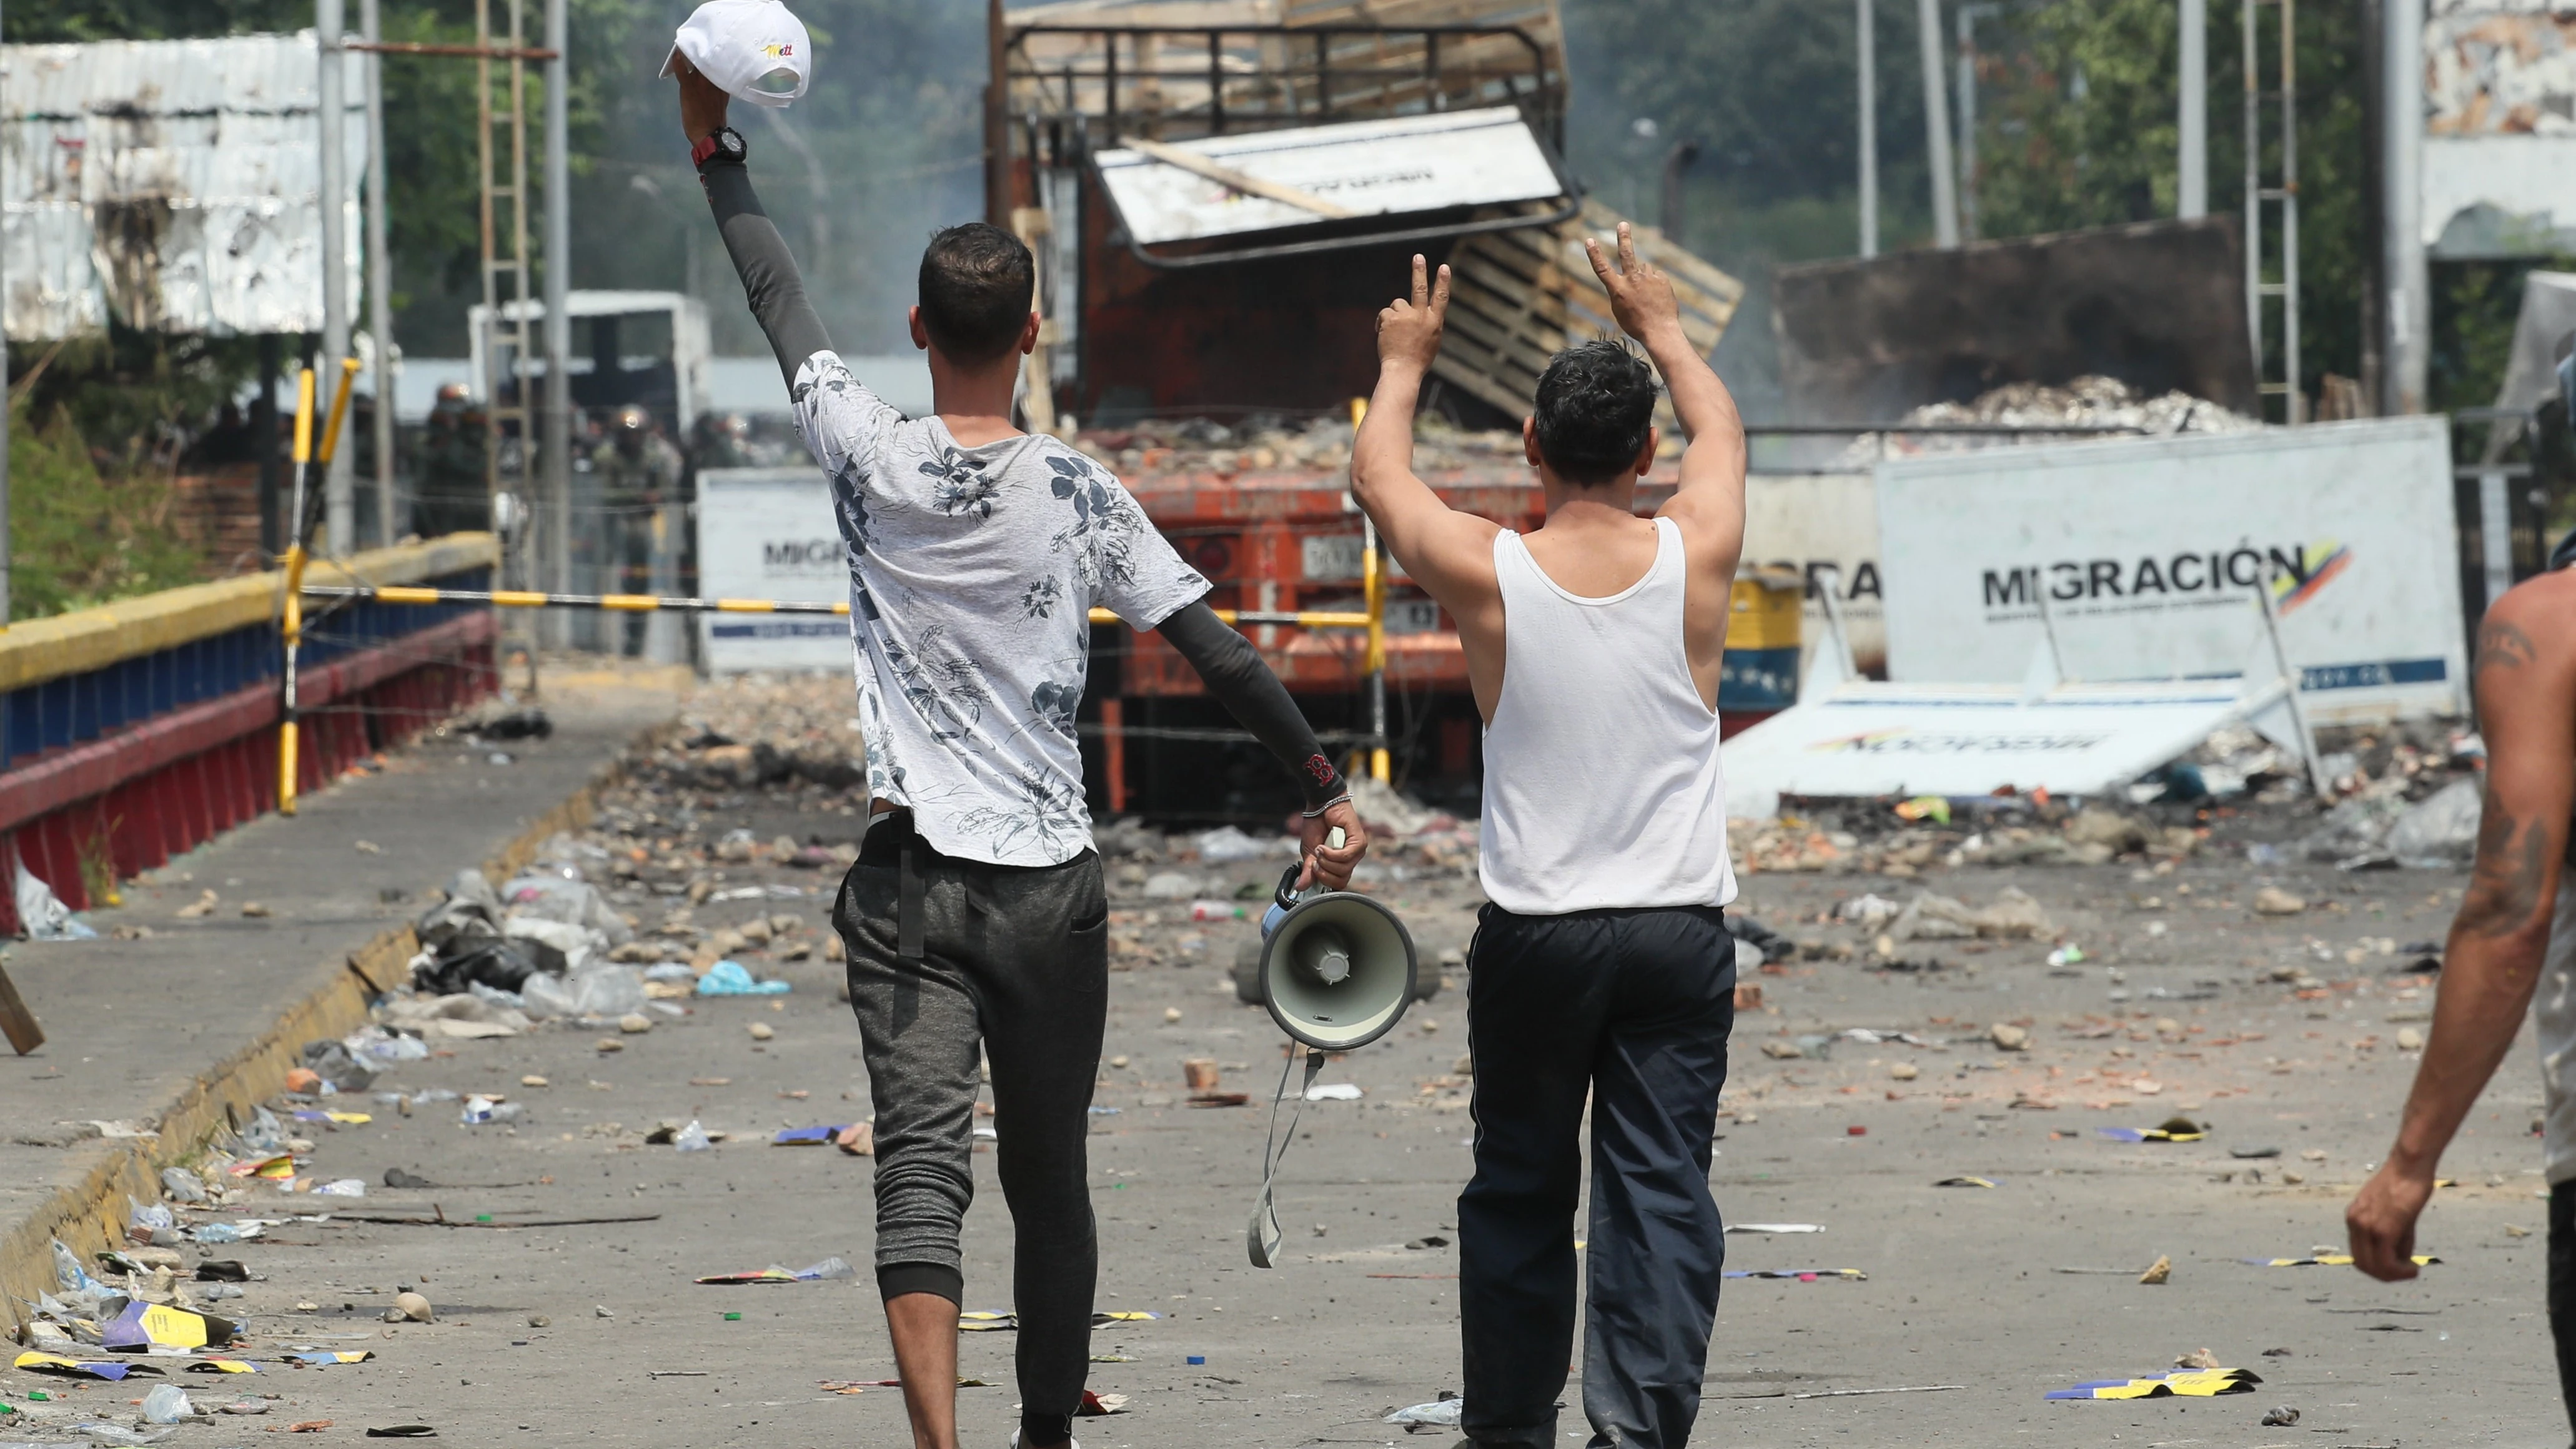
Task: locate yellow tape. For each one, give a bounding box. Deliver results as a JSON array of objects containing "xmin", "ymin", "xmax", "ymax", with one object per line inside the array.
[
  {"xmin": 315, "ymin": 357, "xmax": 360, "ymax": 465},
  {"xmin": 291, "ymin": 369, "xmax": 315, "ymax": 464},
  {"xmin": 490, "ymin": 590, "xmax": 550, "ymax": 608},
  {"xmin": 374, "ymin": 586, "xmax": 442, "ymax": 605},
  {"xmin": 598, "ymin": 594, "xmax": 660, "ymax": 611},
  {"xmin": 715, "ymin": 598, "xmax": 778, "ymax": 613}
]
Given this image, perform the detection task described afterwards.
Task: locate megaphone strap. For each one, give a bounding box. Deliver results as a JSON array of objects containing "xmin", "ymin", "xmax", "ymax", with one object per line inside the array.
[{"xmin": 1249, "ymin": 1047, "xmax": 1327, "ymax": 1269}]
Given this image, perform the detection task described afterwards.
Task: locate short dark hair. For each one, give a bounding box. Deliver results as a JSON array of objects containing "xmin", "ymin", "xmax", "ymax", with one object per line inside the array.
[
  {"xmin": 1532, "ymin": 340, "xmax": 1658, "ymax": 485},
  {"xmin": 917, "ymin": 223, "xmax": 1034, "ymax": 365}
]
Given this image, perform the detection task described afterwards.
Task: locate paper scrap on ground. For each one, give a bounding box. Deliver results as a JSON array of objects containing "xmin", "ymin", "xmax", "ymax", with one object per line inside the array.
[
  {"xmin": 1934, "ymin": 1176, "xmax": 1997, "ymax": 1188},
  {"xmin": 13, "ymin": 1352, "xmax": 164, "ymax": 1380},
  {"xmin": 1385, "ymin": 1399, "xmax": 1464, "ymax": 1426},
  {"xmin": 771, "ymin": 1125, "xmax": 852, "ymax": 1145},
  {"xmin": 1725, "ymin": 1223, "xmax": 1824, "ymax": 1234},
  {"xmin": 2046, "ymin": 1368, "xmax": 2262, "ymax": 1400},
  {"xmin": 2247, "ymin": 1253, "xmax": 2439, "ymax": 1267},
  {"xmin": 1723, "ymin": 1268, "xmax": 1868, "ymax": 1280},
  {"xmin": 694, "ymin": 1257, "xmax": 856, "ymax": 1285}
]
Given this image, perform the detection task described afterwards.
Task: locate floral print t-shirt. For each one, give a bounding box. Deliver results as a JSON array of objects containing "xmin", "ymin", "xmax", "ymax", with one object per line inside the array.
[{"xmin": 790, "ymin": 351, "xmax": 1207, "ymax": 866}]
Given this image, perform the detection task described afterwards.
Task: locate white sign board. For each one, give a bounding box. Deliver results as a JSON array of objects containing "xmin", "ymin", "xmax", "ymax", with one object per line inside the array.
[
  {"xmin": 694, "ymin": 467, "xmax": 851, "ymax": 675},
  {"xmin": 1875, "ymin": 418, "xmax": 2465, "ymax": 722},
  {"xmin": 1743, "ymin": 472, "xmax": 1885, "ymax": 676},
  {"xmin": 1096, "ymin": 107, "xmax": 1562, "ymax": 246},
  {"xmin": 1721, "ymin": 677, "xmax": 2281, "ymax": 819}
]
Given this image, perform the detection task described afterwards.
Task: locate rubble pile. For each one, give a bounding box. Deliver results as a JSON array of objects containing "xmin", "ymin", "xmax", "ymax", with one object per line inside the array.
[
  {"xmin": 1074, "ymin": 412, "xmax": 1532, "ymax": 480},
  {"xmin": 1838, "ymin": 375, "xmax": 2261, "ymax": 465}
]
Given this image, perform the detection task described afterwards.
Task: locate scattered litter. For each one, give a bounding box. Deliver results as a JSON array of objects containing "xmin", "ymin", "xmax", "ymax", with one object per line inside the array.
[
  {"xmin": 2045, "ymin": 945, "xmax": 2086, "ymax": 968},
  {"xmin": 138, "ymin": 1386, "xmax": 194, "ymax": 1425},
  {"xmin": 1726, "ymin": 1223, "xmax": 1824, "ymax": 1234},
  {"xmin": 1724, "ymin": 1268, "xmax": 1866, "ymax": 1280},
  {"xmin": 1187, "ymin": 1092, "xmax": 1250, "ymax": 1108},
  {"xmin": 1989, "ymin": 1024, "xmax": 2031, "ymax": 1051},
  {"xmin": 1384, "ymin": 1399, "xmax": 1463, "ymax": 1427},
  {"xmin": 773, "ymin": 1125, "xmax": 853, "ymax": 1145},
  {"xmin": 16, "ymin": 862, "xmax": 98, "ymax": 940},
  {"xmin": 2138, "ymin": 1255, "xmax": 2172, "ymax": 1285},
  {"xmin": 13, "ymin": 1352, "xmax": 162, "ymax": 1381},
  {"xmin": 312, "ymin": 1179, "xmax": 367, "ymax": 1198},
  {"xmin": 698, "ymin": 959, "xmax": 791, "ymax": 996},
  {"xmin": 960, "ymin": 1311, "xmax": 1017, "ymax": 1332},
  {"xmin": 2098, "ymin": 1117, "xmax": 2207, "ymax": 1143},
  {"xmin": 2246, "ymin": 1252, "xmax": 2439, "ymax": 1267},
  {"xmin": 674, "ymin": 1120, "xmax": 713, "ymax": 1152},
  {"xmin": 2261, "ymin": 1405, "xmax": 2301, "ymax": 1426},
  {"xmin": 101, "ymin": 1302, "xmax": 236, "ymax": 1351},
  {"xmin": 2047, "ymin": 1368, "xmax": 2260, "ymax": 1400},
  {"xmin": 2229, "ymin": 1145, "xmax": 2282, "ymax": 1159},
  {"xmin": 1304, "ymin": 1084, "xmax": 1364, "ymax": 1102},
  {"xmin": 1076, "ymin": 1390, "xmax": 1129, "ymax": 1416},
  {"xmin": 1934, "ymin": 1176, "xmax": 1996, "ymax": 1189},
  {"xmin": 695, "ymin": 1258, "xmax": 856, "ymax": 1285},
  {"xmin": 2388, "ymin": 778, "xmax": 2482, "ymax": 868},
  {"xmin": 363, "ymin": 1427, "xmax": 439, "ymax": 1438},
  {"xmin": 836, "ymin": 1122, "xmax": 875, "ymax": 1155},
  {"xmin": 460, "ymin": 1096, "xmax": 525, "ymax": 1126},
  {"xmin": 1791, "ymin": 1384, "xmax": 1966, "ymax": 1399}
]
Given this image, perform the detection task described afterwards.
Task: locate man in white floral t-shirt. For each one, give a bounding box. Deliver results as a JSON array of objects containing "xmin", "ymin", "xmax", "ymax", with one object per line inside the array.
[{"xmin": 676, "ymin": 61, "xmax": 1367, "ymax": 1449}]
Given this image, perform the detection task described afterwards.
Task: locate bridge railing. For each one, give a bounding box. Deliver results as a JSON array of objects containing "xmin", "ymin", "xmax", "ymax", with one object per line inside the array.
[{"xmin": 0, "ymin": 533, "xmax": 502, "ymax": 932}]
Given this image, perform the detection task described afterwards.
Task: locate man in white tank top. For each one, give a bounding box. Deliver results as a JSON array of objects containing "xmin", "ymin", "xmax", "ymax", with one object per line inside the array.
[
  {"xmin": 1349, "ymin": 228, "xmax": 1746, "ymax": 1449},
  {"xmin": 2346, "ymin": 560, "xmax": 2576, "ymax": 1431}
]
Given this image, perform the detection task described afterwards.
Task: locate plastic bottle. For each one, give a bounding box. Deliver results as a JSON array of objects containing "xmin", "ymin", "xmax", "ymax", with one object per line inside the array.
[{"xmin": 673, "ymin": 1119, "xmax": 713, "ymax": 1152}]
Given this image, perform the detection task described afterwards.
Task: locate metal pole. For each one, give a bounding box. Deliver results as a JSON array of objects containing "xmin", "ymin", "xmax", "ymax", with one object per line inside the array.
[
  {"xmin": 317, "ymin": 0, "xmax": 355, "ymax": 556},
  {"xmin": 542, "ymin": 0, "xmax": 572, "ymax": 635},
  {"xmin": 362, "ymin": 0, "xmax": 396, "ymax": 543},
  {"xmin": 2384, "ymin": 0, "xmax": 2425, "ymax": 413},
  {"xmin": 1659, "ymin": 139, "xmax": 1700, "ymax": 242},
  {"xmin": 1858, "ymin": 0, "xmax": 1878, "ymax": 257},
  {"xmin": 1956, "ymin": 4, "xmax": 1983, "ymax": 240},
  {"xmin": 2242, "ymin": 0, "xmax": 2262, "ymax": 386},
  {"xmin": 2279, "ymin": 0, "xmax": 2301, "ymax": 423},
  {"xmin": 1917, "ymin": 0, "xmax": 1958, "ymax": 247},
  {"xmin": 2180, "ymin": 0, "xmax": 2207, "ymax": 217},
  {"xmin": 1362, "ymin": 516, "xmax": 1389, "ymax": 784}
]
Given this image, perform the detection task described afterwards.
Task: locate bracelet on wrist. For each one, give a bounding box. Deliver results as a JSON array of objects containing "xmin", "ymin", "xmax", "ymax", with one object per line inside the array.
[{"xmin": 1300, "ymin": 790, "xmax": 1352, "ymax": 819}]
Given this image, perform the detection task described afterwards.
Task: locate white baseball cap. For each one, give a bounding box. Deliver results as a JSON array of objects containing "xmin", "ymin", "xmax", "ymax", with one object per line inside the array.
[{"xmin": 660, "ymin": 0, "xmax": 810, "ymax": 109}]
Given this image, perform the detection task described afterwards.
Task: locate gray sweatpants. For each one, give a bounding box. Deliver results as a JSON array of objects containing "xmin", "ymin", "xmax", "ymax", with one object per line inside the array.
[{"xmin": 831, "ymin": 809, "xmax": 1108, "ymax": 1419}]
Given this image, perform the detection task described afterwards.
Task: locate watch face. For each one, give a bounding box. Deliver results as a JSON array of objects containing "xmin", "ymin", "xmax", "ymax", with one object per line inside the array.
[{"xmin": 718, "ymin": 129, "xmax": 746, "ymax": 159}]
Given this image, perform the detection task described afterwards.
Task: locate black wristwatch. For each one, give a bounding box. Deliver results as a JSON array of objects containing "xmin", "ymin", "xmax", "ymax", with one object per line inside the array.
[{"xmin": 691, "ymin": 126, "xmax": 748, "ymax": 170}]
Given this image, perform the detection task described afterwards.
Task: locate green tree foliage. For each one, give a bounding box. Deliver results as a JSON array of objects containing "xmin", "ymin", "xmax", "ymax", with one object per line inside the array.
[{"xmin": 4, "ymin": 389, "xmax": 209, "ymax": 619}]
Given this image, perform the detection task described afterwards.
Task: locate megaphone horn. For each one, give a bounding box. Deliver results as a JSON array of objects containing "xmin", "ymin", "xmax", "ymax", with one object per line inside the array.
[{"xmin": 1256, "ymin": 832, "xmax": 1419, "ymax": 1054}]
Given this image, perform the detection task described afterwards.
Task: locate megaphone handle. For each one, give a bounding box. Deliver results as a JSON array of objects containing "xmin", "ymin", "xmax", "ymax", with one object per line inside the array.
[{"xmin": 1278, "ymin": 826, "xmax": 1352, "ymax": 912}]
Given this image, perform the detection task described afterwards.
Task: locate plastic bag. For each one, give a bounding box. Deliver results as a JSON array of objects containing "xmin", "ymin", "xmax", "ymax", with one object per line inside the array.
[
  {"xmin": 15, "ymin": 861, "xmax": 97, "ymax": 941},
  {"xmin": 140, "ymin": 1385, "xmax": 194, "ymax": 1424},
  {"xmin": 674, "ymin": 1120, "xmax": 713, "ymax": 1152},
  {"xmin": 2389, "ymin": 778, "xmax": 2483, "ymax": 869},
  {"xmin": 568, "ymin": 964, "xmax": 647, "ymax": 1017},
  {"xmin": 696, "ymin": 960, "xmax": 790, "ymax": 996}
]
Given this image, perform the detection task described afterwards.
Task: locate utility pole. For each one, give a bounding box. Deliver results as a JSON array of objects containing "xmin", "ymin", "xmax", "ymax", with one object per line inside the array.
[
  {"xmin": 1918, "ymin": 0, "xmax": 1958, "ymax": 246},
  {"xmin": 542, "ymin": 0, "xmax": 571, "ymax": 630},
  {"xmin": 1858, "ymin": 0, "xmax": 1878, "ymax": 257},
  {"xmin": 317, "ymin": 0, "xmax": 354, "ymax": 555},
  {"xmin": 2383, "ymin": 0, "xmax": 2425, "ymax": 413},
  {"xmin": 2180, "ymin": 0, "xmax": 2208, "ymax": 217},
  {"xmin": 362, "ymin": 0, "xmax": 395, "ymax": 543}
]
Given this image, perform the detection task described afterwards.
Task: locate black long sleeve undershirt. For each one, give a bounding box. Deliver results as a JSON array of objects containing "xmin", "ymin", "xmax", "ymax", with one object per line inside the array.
[
  {"xmin": 701, "ymin": 162, "xmax": 1339, "ymax": 810},
  {"xmin": 699, "ymin": 159, "xmax": 830, "ymax": 386},
  {"xmin": 1159, "ymin": 601, "xmax": 1346, "ymax": 811}
]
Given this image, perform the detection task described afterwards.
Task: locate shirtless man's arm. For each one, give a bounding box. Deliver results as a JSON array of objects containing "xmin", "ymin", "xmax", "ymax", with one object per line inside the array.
[
  {"xmin": 2347, "ymin": 573, "xmax": 2576, "ymax": 1280},
  {"xmin": 1349, "ymin": 257, "xmax": 1509, "ymax": 717},
  {"xmin": 1583, "ymin": 224, "xmax": 1748, "ymax": 702}
]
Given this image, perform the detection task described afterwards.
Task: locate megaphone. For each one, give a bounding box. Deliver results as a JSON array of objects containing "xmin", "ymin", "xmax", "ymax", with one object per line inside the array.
[
  {"xmin": 1247, "ymin": 829, "xmax": 1417, "ymax": 1269},
  {"xmin": 1256, "ymin": 841, "xmax": 1418, "ymax": 1052}
]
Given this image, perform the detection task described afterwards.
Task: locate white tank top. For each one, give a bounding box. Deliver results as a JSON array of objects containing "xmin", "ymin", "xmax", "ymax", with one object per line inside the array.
[
  {"xmin": 2534, "ymin": 883, "xmax": 2576, "ymax": 1182},
  {"xmin": 1477, "ymin": 517, "xmax": 1736, "ymax": 916}
]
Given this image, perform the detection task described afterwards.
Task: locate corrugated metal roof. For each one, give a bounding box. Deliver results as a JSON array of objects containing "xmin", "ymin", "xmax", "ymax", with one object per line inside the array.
[{"xmin": 0, "ymin": 32, "xmax": 365, "ymax": 339}]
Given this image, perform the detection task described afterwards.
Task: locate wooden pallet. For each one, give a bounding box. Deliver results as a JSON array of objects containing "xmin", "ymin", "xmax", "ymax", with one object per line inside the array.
[{"xmin": 1433, "ymin": 197, "xmax": 1743, "ymax": 420}]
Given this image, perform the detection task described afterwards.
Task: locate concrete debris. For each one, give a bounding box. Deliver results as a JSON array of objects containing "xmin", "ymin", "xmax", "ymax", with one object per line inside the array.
[{"xmin": 1835, "ymin": 375, "xmax": 2259, "ymax": 468}]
